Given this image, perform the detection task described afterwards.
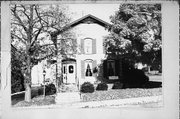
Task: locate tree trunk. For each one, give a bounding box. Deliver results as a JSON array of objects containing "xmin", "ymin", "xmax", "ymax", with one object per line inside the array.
[
  {"xmin": 25, "ymin": 83, "xmax": 31, "ymax": 102},
  {"xmin": 24, "ymin": 56, "xmax": 32, "ymax": 102},
  {"xmin": 24, "ymin": 5, "xmax": 34, "ymax": 102},
  {"xmin": 51, "ymin": 35, "xmax": 59, "ymax": 90},
  {"xmin": 55, "ymin": 49, "xmax": 58, "ymax": 88}
]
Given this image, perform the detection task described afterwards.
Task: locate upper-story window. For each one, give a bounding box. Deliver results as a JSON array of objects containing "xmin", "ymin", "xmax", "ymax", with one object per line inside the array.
[{"xmin": 84, "ymin": 38, "xmax": 92, "ymax": 54}]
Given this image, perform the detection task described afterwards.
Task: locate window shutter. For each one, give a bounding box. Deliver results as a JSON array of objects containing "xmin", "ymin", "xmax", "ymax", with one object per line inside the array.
[
  {"xmin": 81, "ymin": 60, "xmax": 85, "ymax": 79},
  {"xmin": 103, "ymin": 60, "xmax": 107, "ymax": 79},
  {"xmin": 92, "ymin": 39, "xmax": 96, "ymax": 54},
  {"xmin": 81, "ymin": 39, "xmax": 84, "ymax": 54}
]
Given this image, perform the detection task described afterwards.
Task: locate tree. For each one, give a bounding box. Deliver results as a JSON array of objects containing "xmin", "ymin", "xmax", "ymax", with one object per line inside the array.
[
  {"xmin": 35, "ymin": 5, "xmax": 77, "ymax": 85},
  {"xmin": 104, "ymin": 4, "xmax": 162, "ymax": 70},
  {"xmin": 11, "ymin": 4, "xmax": 75, "ymax": 102}
]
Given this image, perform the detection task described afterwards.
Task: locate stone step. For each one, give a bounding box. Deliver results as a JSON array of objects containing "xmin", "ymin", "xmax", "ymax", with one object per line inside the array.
[
  {"xmin": 59, "ymin": 84, "xmax": 79, "ymax": 92},
  {"xmin": 55, "ymin": 92, "xmax": 81, "ymax": 104}
]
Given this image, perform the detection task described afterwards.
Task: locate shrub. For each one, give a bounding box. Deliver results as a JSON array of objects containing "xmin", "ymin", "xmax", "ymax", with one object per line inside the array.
[
  {"xmin": 11, "ymin": 58, "xmax": 25, "ymax": 94},
  {"xmin": 38, "ymin": 88, "xmax": 43, "ymax": 95},
  {"xmin": 96, "ymin": 82, "xmax": 108, "ymax": 91},
  {"xmin": 123, "ymin": 68, "xmax": 149, "ymax": 88},
  {"xmin": 122, "ymin": 60, "xmax": 149, "ymax": 88},
  {"xmin": 80, "ymin": 82, "xmax": 95, "ymax": 93},
  {"xmin": 46, "ymin": 83, "xmax": 56, "ymax": 95},
  {"xmin": 112, "ymin": 82, "xmax": 123, "ymax": 89},
  {"xmin": 38, "ymin": 83, "xmax": 56, "ymax": 96}
]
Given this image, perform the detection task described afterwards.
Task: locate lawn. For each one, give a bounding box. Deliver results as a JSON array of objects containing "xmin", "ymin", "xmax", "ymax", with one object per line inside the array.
[
  {"xmin": 12, "ymin": 86, "xmax": 40, "ymax": 105},
  {"xmin": 81, "ymin": 74, "xmax": 162, "ymax": 102},
  {"xmin": 12, "ymin": 86, "xmax": 55, "ymax": 107},
  {"xmin": 81, "ymin": 88, "xmax": 162, "ymax": 102},
  {"xmin": 12, "ymin": 74, "xmax": 162, "ymax": 107},
  {"xmin": 13, "ymin": 95, "xmax": 55, "ymax": 107},
  {"xmin": 13, "ymin": 87, "xmax": 162, "ymax": 107},
  {"xmin": 148, "ymin": 75, "xmax": 162, "ymax": 82}
]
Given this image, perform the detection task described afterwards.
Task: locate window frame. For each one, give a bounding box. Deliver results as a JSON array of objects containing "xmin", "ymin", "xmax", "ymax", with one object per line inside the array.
[
  {"xmin": 68, "ymin": 65, "xmax": 74, "ymax": 74},
  {"xmin": 84, "ymin": 38, "xmax": 93, "ymax": 54},
  {"xmin": 84, "ymin": 59, "xmax": 93, "ymax": 77}
]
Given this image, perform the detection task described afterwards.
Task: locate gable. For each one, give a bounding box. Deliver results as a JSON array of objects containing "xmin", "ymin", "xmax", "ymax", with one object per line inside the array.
[
  {"xmin": 53, "ymin": 14, "xmax": 111, "ymax": 36},
  {"xmin": 66, "ymin": 14, "xmax": 111, "ymax": 28}
]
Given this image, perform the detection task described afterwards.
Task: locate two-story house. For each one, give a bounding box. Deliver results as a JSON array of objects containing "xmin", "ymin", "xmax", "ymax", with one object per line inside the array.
[
  {"xmin": 31, "ymin": 14, "xmax": 123, "ymax": 87},
  {"xmin": 61, "ymin": 14, "xmax": 123, "ymax": 87}
]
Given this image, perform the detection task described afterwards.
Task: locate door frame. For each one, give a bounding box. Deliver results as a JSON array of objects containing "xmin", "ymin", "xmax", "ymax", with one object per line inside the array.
[{"xmin": 62, "ymin": 59, "xmax": 77, "ymax": 85}]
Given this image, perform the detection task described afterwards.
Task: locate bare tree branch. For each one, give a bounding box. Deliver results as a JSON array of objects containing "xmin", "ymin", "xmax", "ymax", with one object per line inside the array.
[
  {"xmin": 11, "ymin": 34, "xmax": 27, "ymax": 45},
  {"xmin": 20, "ymin": 5, "xmax": 30, "ymax": 20},
  {"xmin": 11, "ymin": 5, "xmax": 28, "ymax": 33},
  {"xmin": 35, "ymin": 52, "xmax": 55, "ymax": 61},
  {"xmin": 31, "ymin": 27, "xmax": 43, "ymax": 47}
]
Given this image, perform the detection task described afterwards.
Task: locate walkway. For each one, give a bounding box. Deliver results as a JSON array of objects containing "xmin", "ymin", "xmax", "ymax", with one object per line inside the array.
[{"xmin": 13, "ymin": 95, "xmax": 162, "ymax": 109}]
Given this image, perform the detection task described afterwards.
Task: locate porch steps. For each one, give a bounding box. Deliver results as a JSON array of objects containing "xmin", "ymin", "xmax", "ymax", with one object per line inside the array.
[
  {"xmin": 59, "ymin": 84, "xmax": 79, "ymax": 92},
  {"xmin": 55, "ymin": 92, "xmax": 81, "ymax": 104},
  {"xmin": 56, "ymin": 84, "xmax": 81, "ymax": 104}
]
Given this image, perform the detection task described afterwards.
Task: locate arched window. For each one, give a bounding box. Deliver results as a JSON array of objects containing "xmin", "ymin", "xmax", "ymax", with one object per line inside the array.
[
  {"xmin": 84, "ymin": 38, "xmax": 92, "ymax": 54},
  {"xmin": 85, "ymin": 60, "xmax": 93, "ymax": 77}
]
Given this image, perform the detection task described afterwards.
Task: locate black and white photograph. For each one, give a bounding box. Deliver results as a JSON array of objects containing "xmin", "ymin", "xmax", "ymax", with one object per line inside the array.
[
  {"xmin": 0, "ymin": 1, "xmax": 179, "ymax": 119},
  {"xmin": 10, "ymin": 3, "xmax": 163, "ymax": 108}
]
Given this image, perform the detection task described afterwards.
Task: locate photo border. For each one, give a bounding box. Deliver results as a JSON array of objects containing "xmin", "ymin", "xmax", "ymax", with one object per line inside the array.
[{"xmin": 1, "ymin": 1, "xmax": 179, "ymax": 119}]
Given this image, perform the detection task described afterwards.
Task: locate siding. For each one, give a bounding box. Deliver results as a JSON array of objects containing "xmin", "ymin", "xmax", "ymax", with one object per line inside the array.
[
  {"xmin": 92, "ymin": 38, "xmax": 96, "ymax": 54},
  {"xmin": 81, "ymin": 39, "xmax": 84, "ymax": 54},
  {"xmin": 81, "ymin": 60, "xmax": 85, "ymax": 78},
  {"xmin": 92, "ymin": 60, "xmax": 97, "ymax": 71}
]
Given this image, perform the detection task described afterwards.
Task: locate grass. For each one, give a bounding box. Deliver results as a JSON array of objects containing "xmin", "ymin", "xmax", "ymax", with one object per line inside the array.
[
  {"xmin": 12, "ymin": 86, "xmax": 41, "ymax": 105},
  {"xmin": 13, "ymin": 95, "xmax": 55, "ymax": 107},
  {"xmin": 12, "ymin": 86, "xmax": 56, "ymax": 107},
  {"xmin": 12, "ymin": 74, "xmax": 162, "ymax": 107},
  {"xmin": 12, "ymin": 87, "xmax": 162, "ymax": 107},
  {"xmin": 81, "ymin": 74, "xmax": 162, "ymax": 102},
  {"xmin": 81, "ymin": 88, "xmax": 162, "ymax": 102}
]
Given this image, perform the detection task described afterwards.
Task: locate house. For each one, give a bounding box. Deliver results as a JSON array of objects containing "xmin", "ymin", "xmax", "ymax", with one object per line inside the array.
[
  {"xmin": 59, "ymin": 14, "xmax": 123, "ymax": 86},
  {"xmin": 31, "ymin": 14, "xmax": 124, "ymax": 87}
]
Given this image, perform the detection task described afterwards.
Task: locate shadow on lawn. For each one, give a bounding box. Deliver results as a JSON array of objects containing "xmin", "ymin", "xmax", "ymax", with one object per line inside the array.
[
  {"xmin": 11, "ymin": 87, "xmax": 41, "ymax": 105},
  {"xmin": 12, "ymin": 84, "xmax": 56, "ymax": 105},
  {"xmin": 143, "ymin": 81, "xmax": 162, "ymax": 89},
  {"xmin": 122, "ymin": 81, "xmax": 162, "ymax": 89},
  {"xmin": 121, "ymin": 67, "xmax": 162, "ymax": 89}
]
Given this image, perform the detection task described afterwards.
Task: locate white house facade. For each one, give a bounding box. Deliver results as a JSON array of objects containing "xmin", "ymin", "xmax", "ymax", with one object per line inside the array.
[
  {"xmin": 61, "ymin": 14, "xmax": 109, "ymax": 86},
  {"xmin": 32, "ymin": 14, "xmax": 123, "ymax": 87}
]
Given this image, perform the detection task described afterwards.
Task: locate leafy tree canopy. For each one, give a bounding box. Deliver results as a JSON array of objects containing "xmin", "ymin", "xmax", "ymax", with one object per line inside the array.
[{"xmin": 104, "ymin": 4, "xmax": 161, "ymax": 69}]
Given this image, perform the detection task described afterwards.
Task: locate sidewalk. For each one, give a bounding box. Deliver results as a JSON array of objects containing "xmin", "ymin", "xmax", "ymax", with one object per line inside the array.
[
  {"xmin": 13, "ymin": 95, "xmax": 162, "ymax": 109},
  {"xmin": 57, "ymin": 95, "xmax": 163, "ymax": 108}
]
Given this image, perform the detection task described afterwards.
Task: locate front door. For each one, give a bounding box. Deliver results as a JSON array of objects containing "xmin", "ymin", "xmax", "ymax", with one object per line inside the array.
[{"xmin": 63, "ymin": 63, "xmax": 76, "ymax": 84}]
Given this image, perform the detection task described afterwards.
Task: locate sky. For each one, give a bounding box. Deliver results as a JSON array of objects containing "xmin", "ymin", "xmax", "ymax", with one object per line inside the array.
[
  {"xmin": 11, "ymin": 4, "xmax": 121, "ymax": 49},
  {"xmin": 65, "ymin": 4, "xmax": 120, "ymax": 23}
]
